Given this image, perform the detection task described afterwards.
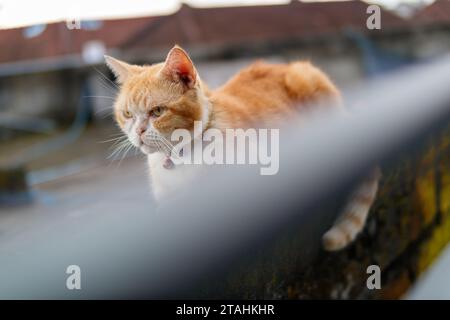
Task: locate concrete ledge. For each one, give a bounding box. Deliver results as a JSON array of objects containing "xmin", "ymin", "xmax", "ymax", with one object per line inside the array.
[{"xmin": 194, "ymin": 125, "xmax": 450, "ymax": 299}]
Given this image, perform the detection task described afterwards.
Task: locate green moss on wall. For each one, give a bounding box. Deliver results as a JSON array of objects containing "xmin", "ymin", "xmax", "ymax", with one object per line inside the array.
[{"xmin": 195, "ymin": 125, "xmax": 450, "ymax": 299}]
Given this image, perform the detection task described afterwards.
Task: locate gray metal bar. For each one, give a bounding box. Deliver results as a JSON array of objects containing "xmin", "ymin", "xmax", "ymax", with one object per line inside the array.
[{"xmin": 0, "ymin": 56, "xmax": 449, "ymax": 299}]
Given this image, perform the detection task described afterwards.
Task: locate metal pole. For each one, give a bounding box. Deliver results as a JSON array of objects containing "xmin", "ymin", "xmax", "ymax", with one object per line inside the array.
[{"xmin": 0, "ymin": 56, "xmax": 449, "ymax": 299}]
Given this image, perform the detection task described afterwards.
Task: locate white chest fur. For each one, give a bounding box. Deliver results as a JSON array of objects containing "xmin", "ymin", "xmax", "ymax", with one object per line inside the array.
[{"xmin": 147, "ymin": 152, "xmax": 200, "ymax": 202}]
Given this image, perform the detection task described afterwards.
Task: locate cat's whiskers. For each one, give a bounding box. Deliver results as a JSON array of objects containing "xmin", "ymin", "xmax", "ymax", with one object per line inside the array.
[
  {"xmin": 111, "ymin": 140, "xmax": 130, "ymax": 153},
  {"xmin": 91, "ymin": 105, "xmax": 115, "ymax": 119},
  {"xmin": 157, "ymin": 136, "xmax": 183, "ymax": 161},
  {"xmin": 108, "ymin": 144, "xmax": 128, "ymax": 160},
  {"xmin": 108, "ymin": 140, "xmax": 132, "ymax": 160},
  {"xmin": 117, "ymin": 143, "xmax": 135, "ymax": 167},
  {"xmin": 94, "ymin": 67, "xmax": 119, "ymax": 91},
  {"xmin": 159, "ymin": 137, "xmax": 174, "ymax": 156},
  {"xmin": 154, "ymin": 140, "xmax": 164, "ymax": 154},
  {"xmin": 109, "ymin": 131, "xmax": 128, "ymax": 137},
  {"xmin": 143, "ymin": 134, "xmax": 170, "ymax": 157},
  {"xmin": 95, "ymin": 76, "xmax": 118, "ymax": 95},
  {"xmin": 99, "ymin": 135, "xmax": 128, "ymax": 144},
  {"xmin": 104, "ymin": 135, "xmax": 130, "ymax": 155},
  {"xmin": 158, "ymin": 138, "xmax": 171, "ymax": 156}
]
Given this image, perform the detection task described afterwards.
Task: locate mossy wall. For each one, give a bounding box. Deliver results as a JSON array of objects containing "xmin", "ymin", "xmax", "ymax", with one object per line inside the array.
[{"xmin": 197, "ymin": 125, "xmax": 450, "ymax": 299}]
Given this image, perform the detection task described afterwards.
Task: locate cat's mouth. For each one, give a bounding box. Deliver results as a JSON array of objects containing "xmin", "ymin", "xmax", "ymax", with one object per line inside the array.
[
  {"xmin": 140, "ymin": 140, "xmax": 173, "ymax": 156},
  {"xmin": 136, "ymin": 135, "xmax": 157, "ymax": 153},
  {"xmin": 140, "ymin": 133, "xmax": 175, "ymax": 156}
]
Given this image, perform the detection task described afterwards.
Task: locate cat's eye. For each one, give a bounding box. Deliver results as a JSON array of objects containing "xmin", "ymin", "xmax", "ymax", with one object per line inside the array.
[
  {"xmin": 123, "ymin": 110, "xmax": 132, "ymax": 118},
  {"xmin": 150, "ymin": 106, "xmax": 165, "ymax": 118}
]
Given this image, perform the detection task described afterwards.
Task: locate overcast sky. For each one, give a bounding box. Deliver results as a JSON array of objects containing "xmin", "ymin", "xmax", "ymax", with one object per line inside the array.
[{"xmin": 0, "ymin": 0, "xmax": 435, "ymax": 29}]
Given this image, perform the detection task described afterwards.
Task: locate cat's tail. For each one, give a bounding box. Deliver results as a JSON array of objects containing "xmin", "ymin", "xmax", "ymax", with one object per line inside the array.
[{"xmin": 322, "ymin": 167, "xmax": 381, "ymax": 251}]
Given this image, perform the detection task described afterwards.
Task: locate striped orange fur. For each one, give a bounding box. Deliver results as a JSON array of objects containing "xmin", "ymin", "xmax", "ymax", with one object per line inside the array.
[{"xmin": 322, "ymin": 167, "xmax": 381, "ymax": 251}]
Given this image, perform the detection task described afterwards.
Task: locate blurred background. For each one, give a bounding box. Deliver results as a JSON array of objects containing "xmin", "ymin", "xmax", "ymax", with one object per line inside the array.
[{"xmin": 0, "ymin": 0, "xmax": 449, "ymax": 299}]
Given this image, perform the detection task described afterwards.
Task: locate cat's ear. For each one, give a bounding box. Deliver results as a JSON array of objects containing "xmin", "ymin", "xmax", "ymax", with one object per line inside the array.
[
  {"xmin": 160, "ymin": 46, "xmax": 197, "ymax": 89},
  {"xmin": 104, "ymin": 55, "xmax": 133, "ymax": 84}
]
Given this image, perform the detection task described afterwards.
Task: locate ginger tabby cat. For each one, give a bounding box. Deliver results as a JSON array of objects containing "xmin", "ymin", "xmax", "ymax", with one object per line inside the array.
[{"xmin": 105, "ymin": 45, "xmax": 380, "ymax": 251}]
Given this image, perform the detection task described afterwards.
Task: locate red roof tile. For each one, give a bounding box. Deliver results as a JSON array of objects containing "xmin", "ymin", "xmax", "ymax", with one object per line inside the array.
[
  {"xmin": 123, "ymin": 1, "xmax": 409, "ymax": 51},
  {"xmin": 0, "ymin": 17, "xmax": 154, "ymax": 64},
  {"xmin": 414, "ymin": 0, "xmax": 450, "ymax": 25},
  {"xmin": 0, "ymin": 1, "xmax": 433, "ymax": 67}
]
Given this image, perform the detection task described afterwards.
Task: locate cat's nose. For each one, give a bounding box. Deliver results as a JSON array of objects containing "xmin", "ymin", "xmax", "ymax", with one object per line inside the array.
[{"xmin": 136, "ymin": 126, "xmax": 146, "ymax": 136}]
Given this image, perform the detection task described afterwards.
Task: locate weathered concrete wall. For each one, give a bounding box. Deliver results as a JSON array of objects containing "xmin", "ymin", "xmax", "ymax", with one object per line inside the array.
[
  {"xmin": 194, "ymin": 124, "xmax": 450, "ymax": 300},
  {"xmin": 0, "ymin": 71, "xmax": 81, "ymax": 122},
  {"xmin": 374, "ymin": 27, "xmax": 450, "ymax": 61}
]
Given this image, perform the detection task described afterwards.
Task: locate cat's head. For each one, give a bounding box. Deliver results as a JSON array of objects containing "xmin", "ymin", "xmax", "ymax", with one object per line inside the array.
[{"xmin": 105, "ymin": 46, "xmax": 209, "ymax": 155}]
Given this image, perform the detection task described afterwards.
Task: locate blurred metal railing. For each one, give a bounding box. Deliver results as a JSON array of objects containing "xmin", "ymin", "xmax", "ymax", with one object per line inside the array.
[
  {"xmin": 0, "ymin": 78, "xmax": 91, "ymax": 205},
  {"xmin": 0, "ymin": 56, "xmax": 449, "ymax": 299}
]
